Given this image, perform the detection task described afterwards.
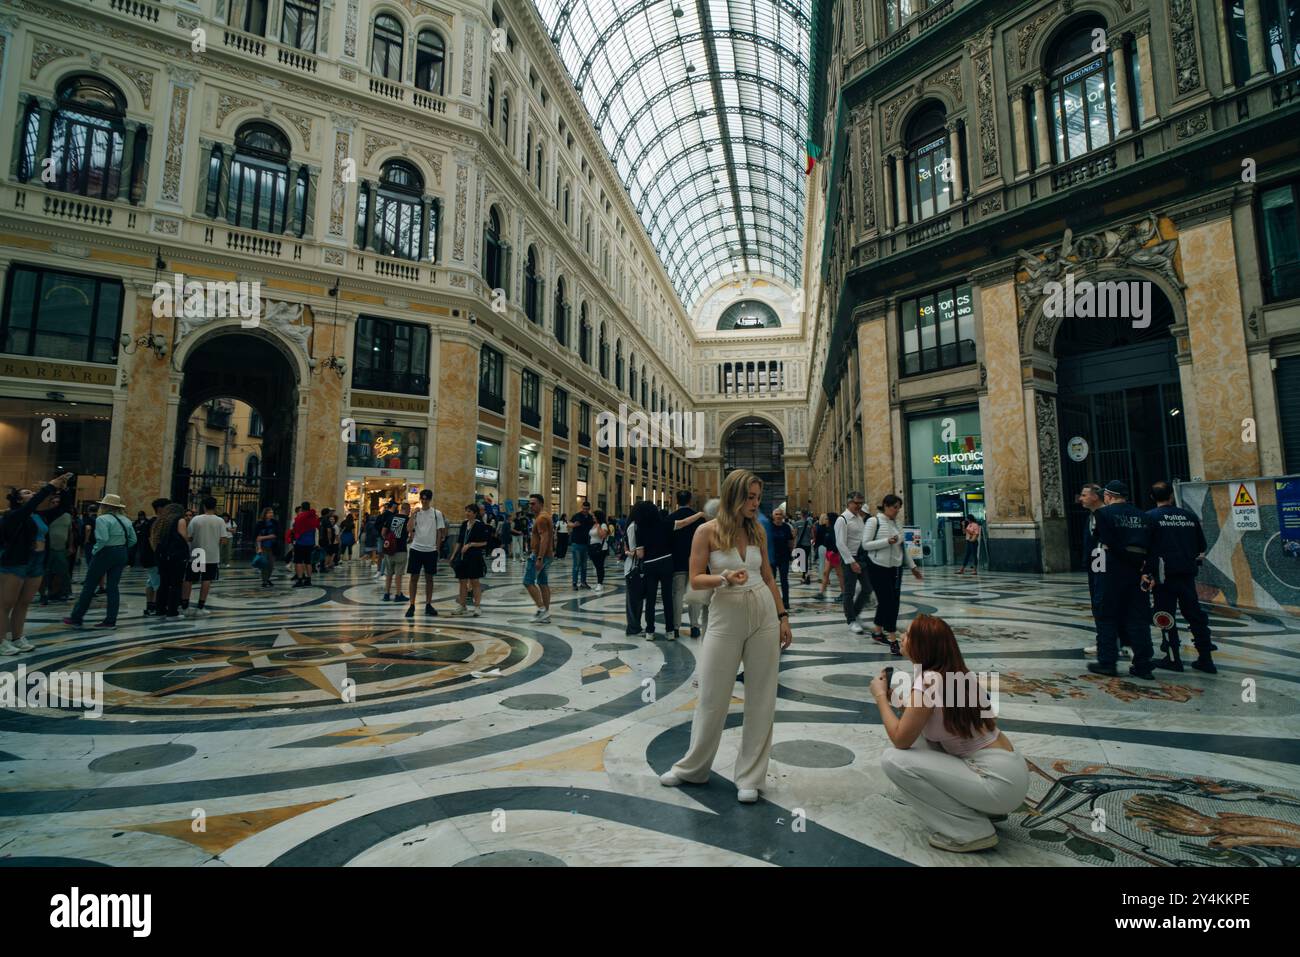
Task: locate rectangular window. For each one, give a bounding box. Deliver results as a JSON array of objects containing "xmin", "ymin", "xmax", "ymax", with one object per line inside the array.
[
  {"xmin": 578, "ymin": 400, "xmax": 592, "ymax": 446},
  {"xmin": 553, "ymin": 386, "xmax": 569, "ymax": 437},
  {"xmin": 521, "ymin": 369, "xmax": 540, "ymax": 427},
  {"xmin": 899, "ymin": 282, "xmax": 976, "ymax": 376},
  {"xmin": 1260, "ymin": 182, "xmax": 1300, "ymax": 302},
  {"xmin": 280, "ymin": 0, "xmax": 319, "ymax": 51},
  {"xmin": 479, "ymin": 346, "xmax": 505, "ymax": 412},
  {"xmin": 352, "ymin": 316, "xmax": 430, "ymax": 395},
  {"xmin": 1, "ymin": 265, "xmax": 123, "ymax": 364}
]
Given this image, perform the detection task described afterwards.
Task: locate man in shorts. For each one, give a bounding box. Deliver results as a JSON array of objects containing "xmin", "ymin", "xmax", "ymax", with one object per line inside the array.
[
  {"xmin": 183, "ymin": 496, "xmax": 228, "ymax": 616},
  {"xmin": 382, "ymin": 501, "xmax": 410, "ymax": 602},
  {"xmin": 405, "ymin": 489, "xmax": 446, "ymax": 618},
  {"xmin": 523, "ymin": 493, "xmax": 555, "ymax": 623}
]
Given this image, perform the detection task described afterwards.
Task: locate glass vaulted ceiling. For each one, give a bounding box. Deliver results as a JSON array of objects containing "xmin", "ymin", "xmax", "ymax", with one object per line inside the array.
[{"xmin": 533, "ymin": 0, "xmax": 811, "ymax": 310}]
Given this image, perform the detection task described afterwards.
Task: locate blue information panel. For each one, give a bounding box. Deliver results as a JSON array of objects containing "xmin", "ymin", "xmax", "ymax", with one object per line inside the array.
[{"xmin": 1276, "ymin": 479, "xmax": 1300, "ymax": 546}]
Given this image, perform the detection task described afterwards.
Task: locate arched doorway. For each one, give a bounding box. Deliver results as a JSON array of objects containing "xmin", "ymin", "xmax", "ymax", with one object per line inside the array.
[
  {"xmin": 173, "ymin": 331, "xmax": 298, "ymax": 552},
  {"xmin": 1053, "ymin": 282, "xmax": 1190, "ymax": 569},
  {"xmin": 722, "ymin": 417, "xmax": 785, "ymax": 512}
]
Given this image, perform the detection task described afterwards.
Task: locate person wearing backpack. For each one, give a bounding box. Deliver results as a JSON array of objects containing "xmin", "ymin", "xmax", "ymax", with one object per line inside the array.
[
  {"xmin": 1, "ymin": 472, "xmax": 73, "ymax": 655},
  {"xmin": 862, "ymin": 494, "xmax": 923, "ymax": 655},
  {"xmin": 64, "ymin": 493, "xmax": 137, "ymax": 629},
  {"xmin": 381, "ymin": 501, "xmax": 410, "ymax": 602}
]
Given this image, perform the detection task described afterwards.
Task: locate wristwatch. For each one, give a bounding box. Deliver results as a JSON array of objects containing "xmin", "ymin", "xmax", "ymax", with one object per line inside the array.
[{"xmin": 777, "ymin": 611, "xmax": 789, "ymax": 620}]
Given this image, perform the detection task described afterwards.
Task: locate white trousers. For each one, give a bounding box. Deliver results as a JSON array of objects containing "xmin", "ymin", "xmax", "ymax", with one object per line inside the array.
[
  {"xmin": 881, "ymin": 739, "xmax": 1029, "ymax": 843},
  {"xmin": 672, "ymin": 570, "xmax": 702, "ymax": 630},
  {"xmin": 671, "ymin": 585, "xmax": 780, "ymax": 791}
]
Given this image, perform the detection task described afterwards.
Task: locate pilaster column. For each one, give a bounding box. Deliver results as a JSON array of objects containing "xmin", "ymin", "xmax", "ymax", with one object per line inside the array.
[
  {"xmin": 118, "ymin": 121, "xmax": 140, "ymax": 201},
  {"xmin": 1032, "ymin": 80, "xmax": 1052, "ymax": 170},
  {"xmin": 945, "ymin": 121, "xmax": 964, "ymax": 201},
  {"xmin": 1134, "ymin": 24, "xmax": 1159, "ymax": 124},
  {"xmin": 892, "ymin": 150, "xmax": 908, "ymax": 226},
  {"xmin": 419, "ymin": 195, "xmax": 433, "ymax": 260},
  {"xmin": 1010, "ymin": 89, "xmax": 1030, "ymax": 175},
  {"xmin": 1244, "ymin": 0, "xmax": 1267, "ymax": 78},
  {"xmin": 1109, "ymin": 33, "xmax": 1133, "ymax": 135},
  {"xmin": 284, "ymin": 161, "xmax": 304, "ymax": 233}
]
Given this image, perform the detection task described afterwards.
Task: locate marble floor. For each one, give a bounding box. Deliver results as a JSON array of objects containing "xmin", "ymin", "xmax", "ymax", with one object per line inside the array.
[{"xmin": 1, "ymin": 557, "xmax": 1297, "ymax": 868}]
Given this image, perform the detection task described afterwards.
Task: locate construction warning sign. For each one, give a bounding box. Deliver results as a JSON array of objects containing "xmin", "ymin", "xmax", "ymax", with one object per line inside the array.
[{"xmin": 1231, "ymin": 481, "xmax": 1260, "ymax": 531}]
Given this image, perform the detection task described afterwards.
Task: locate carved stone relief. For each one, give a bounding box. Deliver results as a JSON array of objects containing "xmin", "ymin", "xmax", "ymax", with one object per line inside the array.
[
  {"xmin": 1167, "ymin": 0, "xmax": 1202, "ymax": 95},
  {"xmin": 1035, "ymin": 392, "xmax": 1065, "ymax": 518}
]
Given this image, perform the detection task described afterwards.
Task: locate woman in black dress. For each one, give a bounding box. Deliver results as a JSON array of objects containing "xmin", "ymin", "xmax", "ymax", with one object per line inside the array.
[{"xmin": 450, "ymin": 503, "xmax": 489, "ymax": 616}]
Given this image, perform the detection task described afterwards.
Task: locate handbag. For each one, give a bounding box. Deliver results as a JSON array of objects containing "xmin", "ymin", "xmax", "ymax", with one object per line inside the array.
[{"xmin": 251, "ymin": 552, "xmax": 268, "ymax": 570}]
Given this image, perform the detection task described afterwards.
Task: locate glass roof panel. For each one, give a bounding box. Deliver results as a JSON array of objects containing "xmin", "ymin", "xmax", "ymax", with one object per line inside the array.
[{"xmin": 533, "ymin": 0, "xmax": 811, "ymax": 309}]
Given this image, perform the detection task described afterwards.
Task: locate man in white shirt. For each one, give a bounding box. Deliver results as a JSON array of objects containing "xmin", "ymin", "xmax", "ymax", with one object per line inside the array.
[
  {"xmin": 184, "ymin": 496, "xmax": 229, "ymax": 616},
  {"xmin": 405, "ymin": 488, "xmax": 447, "ymax": 619},
  {"xmin": 834, "ymin": 490, "xmax": 872, "ymax": 634}
]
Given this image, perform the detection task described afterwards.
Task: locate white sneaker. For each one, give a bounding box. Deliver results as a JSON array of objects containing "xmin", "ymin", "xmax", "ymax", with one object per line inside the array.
[
  {"xmin": 184, "ymin": 607, "xmax": 197, "ymax": 618},
  {"xmin": 849, "ymin": 622, "xmax": 865, "ymax": 635},
  {"xmin": 197, "ymin": 607, "xmax": 212, "ymax": 617},
  {"xmin": 449, "ymin": 604, "xmax": 467, "ymax": 617},
  {"xmin": 529, "ymin": 607, "xmax": 544, "ymax": 621},
  {"xmin": 659, "ymin": 771, "xmax": 683, "ymax": 787},
  {"xmin": 0, "ymin": 640, "xmax": 20, "ymax": 656},
  {"xmin": 737, "ymin": 788, "xmax": 759, "ymax": 804},
  {"xmin": 470, "ymin": 607, "xmax": 482, "ymax": 618},
  {"xmin": 13, "ymin": 637, "xmax": 34, "ymax": 651},
  {"xmin": 536, "ymin": 611, "xmax": 551, "ymax": 624},
  {"xmin": 593, "ymin": 584, "xmax": 603, "ymax": 595}
]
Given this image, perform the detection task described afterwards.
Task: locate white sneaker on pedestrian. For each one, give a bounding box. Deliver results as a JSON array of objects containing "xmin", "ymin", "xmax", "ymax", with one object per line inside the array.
[
  {"xmin": 849, "ymin": 622, "xmax": 865, "ymax": 635},
  {"xmin": 737, "ymin": 788, "xmax": 759, "ymax": 804},
  {"xmin": 449, "ymin": 604, "xmax": 467, "ymax": 617},
  {"xmin": 529, "ymin": 607, "xmax": 544, "ymax": 621},
  {"xmin": 13, "ymin": 637, "xmax": 34, "ymax": 651},
  {"xmin": 470, "ymin": 606, "xmax": 482, "ymax": 618},
  {"xmin": 593, "ymin": 584, "xmax": 603, "ymax": 595},
  {"xmin": 659, "ymin": 771, "xmax": 683, "ymax": 787},
  {"xmin": 183, "ymin": 607, "xmax": 197, "ymax": 618},
  {"xmin": 0, "ymin": 640, "xmax": 19, "ymax": 656},
  {"xmin": 536, "ymin": 611, "xmax": 551, "ymax": 624}
]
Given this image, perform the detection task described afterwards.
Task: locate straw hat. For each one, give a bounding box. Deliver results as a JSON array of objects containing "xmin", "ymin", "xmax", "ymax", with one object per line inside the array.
[{"xmin": 97, "ymin": 493, "xmax": 126, "ymax": 510}]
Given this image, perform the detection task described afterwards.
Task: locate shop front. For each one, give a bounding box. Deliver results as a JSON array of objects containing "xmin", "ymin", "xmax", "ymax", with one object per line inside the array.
[
  {"xmin": 0, "ymin": 395, "xmax": 113, "ymax": 508},
  {"xmin": 475, "ymin": 438, "xmax": 501, "ymax": 505},
  {"xmin": 906, "ymin": 408, "xmax": 984, "ymax": 566},
  {"xmin": 518, "ymin": 442, "xmax": 540, "ymax": 500},
  {"xmin": 345, "ymin": 422, "xmax": 427, "ymax": 516}
]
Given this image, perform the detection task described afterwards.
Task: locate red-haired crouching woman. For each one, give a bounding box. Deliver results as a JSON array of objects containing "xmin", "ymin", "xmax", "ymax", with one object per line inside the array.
[{"xmin": 870, "ymin": 613, "xmax": 1029, "ymax": 853}]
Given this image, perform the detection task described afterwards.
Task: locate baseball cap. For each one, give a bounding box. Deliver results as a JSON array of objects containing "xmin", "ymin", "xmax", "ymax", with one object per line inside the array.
[{"xmin": 1103, "ymin": 480, "xmax": 1130, "ymax": 497}]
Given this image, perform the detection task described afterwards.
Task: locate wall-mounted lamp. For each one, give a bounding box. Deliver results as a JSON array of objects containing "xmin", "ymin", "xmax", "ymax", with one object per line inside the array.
[
  {"xmin": 120, "ymin": 332, "xmax": 169, "ymax": 359},
  {"xmin": 312, "ymin": 278, "xmax": 346, "ymax": 377}
]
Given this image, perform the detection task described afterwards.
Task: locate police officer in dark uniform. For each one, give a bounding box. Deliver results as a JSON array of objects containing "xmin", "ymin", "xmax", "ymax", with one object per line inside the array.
[
  {"xmin": 1144, "ymin": 480, "xmax": 1216, "ymax": 674},
  {"xmin": 1087, "ymin": 480, "xmax": 1155, "ymax": 680}
]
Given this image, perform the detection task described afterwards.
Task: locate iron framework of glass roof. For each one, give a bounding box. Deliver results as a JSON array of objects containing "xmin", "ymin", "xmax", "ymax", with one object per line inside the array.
[{"xmin": 533, "ymin": 0, "xmax": 811, "ymax": 311}]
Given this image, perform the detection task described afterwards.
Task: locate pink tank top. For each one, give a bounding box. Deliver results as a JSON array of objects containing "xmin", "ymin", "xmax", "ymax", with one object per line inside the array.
[{"xmin": 913, "ymin": 672, "xmax": 1000, "ymax": 757}]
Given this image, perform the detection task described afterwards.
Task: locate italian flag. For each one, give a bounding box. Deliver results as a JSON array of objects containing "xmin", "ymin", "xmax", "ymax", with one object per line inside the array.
[{"xmin": 804, "ymin": 139, "xmax": 822, "ymax": 175}]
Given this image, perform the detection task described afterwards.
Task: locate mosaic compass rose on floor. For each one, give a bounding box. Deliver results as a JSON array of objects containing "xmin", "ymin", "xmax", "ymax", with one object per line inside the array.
[{"xmin": 42, "ymin": 622, "xmax": 534, "ymax": 716}]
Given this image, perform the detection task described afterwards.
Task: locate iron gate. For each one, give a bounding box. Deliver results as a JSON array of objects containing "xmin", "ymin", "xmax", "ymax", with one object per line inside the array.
[{"xmin": 172, "ymin": 470, "xmax": 289, "ymax": 556}]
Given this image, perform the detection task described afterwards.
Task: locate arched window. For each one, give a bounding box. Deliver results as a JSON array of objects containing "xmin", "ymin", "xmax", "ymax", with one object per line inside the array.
[
  {"xmin": 640, "ymin": 367, "xmax": 648, "ymax": 408},
  {"xmin": 372, "ymin": 14, "xmax": 404, "ymax": 81},
  {"xmin": 535, "ymin": 143, "xmax": 544, "ymax": 190},
  {"xmin": 525, "ymin": 247, "xmax": 541, "ymax": 324},
  {"xmin": 246, "ymin": 454, "xmax": 261, "ymax": 478},
  {"xmin": 227, "ymin": 122, "xmax": 292, "ymax": 233},
  {"xmin": 1047, "ymin": 17, "xmax": 1119, "ymax": 163},
  {"xmin": 280, "ymin": 0, "xmax": 319, "ymax": 51},
  {"xmin": 501, "ymin": 93, "xmax": 510, "ymax": 146},
  {"xmin": 487, "ymin": 75, "xmax": 496, "ymax": 127},
  {"xmin": 579, "ymin": 305, "xmax": 591, "ymax": 363},
  {"xmin": 599, "ymin": 323, "xmax": 609, "ymax": 378},
  {"xmin": 46, "ymin": 75, "xmax": 127, "ymax": 200},
  {"xmin": 615, "ymin": 341, "xmax": 624, "ymax": 390},
  {"xmin": 526, "ymin": 128, "xmax": 534, "ymax": 171},
  {"xmin": 629, "ymin": 358, "xmax": 638, "ymax": 402},
  {"xmin": 554, "ymin": 277, "xmax": 569, "ymax": 344},
  {"xmin": 374, "ymin": 159, "xmax": 425, "ymax": 259},
  {"xmin": 563, "ymin": 184, "xmax": 571, "ymax": 225},
  {"xmin": 228, "ymin": 0, "xmax": 268, "ymax": 35},
  {"xmin": 905, "ymin": 104, "xmax": 951, "ymax": 223},
  {"xmin": 483, "ymin": 206, "xmax": 503, "ymax": 288},
  {"xmin": 415, "ymin": 29, "xmax": 446, "ymax": 94}
]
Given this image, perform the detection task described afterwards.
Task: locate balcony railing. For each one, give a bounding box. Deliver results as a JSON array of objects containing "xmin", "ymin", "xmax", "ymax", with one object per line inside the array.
[
  {"xmin": 413, "ymin": 91, "xmax": 449, "ymax": 114},
  {"xmin": 226, "ymin": 229, "xmax": 282, "ymax": 258},
  {"xmin": 578, "ymin": 430, "xmax": 592, "ymax": 448},
  {"xmin": 479, "ymin": 389, "xmax": 505, "ymax": 414},
  {"xmin": 1051, "ymin": 150, "xmax": 1117, "ymax": 192},
  {"xmin": 370, "ymin": 77, "xmax": 406, "ymax": 101},
  {"xmin": 109, "ymin": 0, "xmax": 160, "ymax": 23},
  {"xmin": 906, "ymin": 215, "xmax": 952, "ymax": 245},
  {"xmin": 223, "ymin": 29, "xmax": 266, "ymax": 58},
  {"xmin": 521, "ymin": 407, "xmax": 541, "ymax": 429},
  {"xmin": 553, "ymin": 421, "xmax": 569, "ymax": 439},
  {"xmin": 277, "ymin": 47, "xmax": 318, "ymax": 74}
]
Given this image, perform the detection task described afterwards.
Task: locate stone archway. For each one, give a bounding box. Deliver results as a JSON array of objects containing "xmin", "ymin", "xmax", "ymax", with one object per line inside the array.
[
  {"xmin": 721, "ymin": 415, "xmax": 787, "ymax": 511},
  {"xmin": 172, "ymin": 328, "xmax": 301, "ymax": 540}
]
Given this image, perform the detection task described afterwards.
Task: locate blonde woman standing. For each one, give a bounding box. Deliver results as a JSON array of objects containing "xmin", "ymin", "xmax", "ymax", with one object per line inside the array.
[{"xmin": 660, "ymin": 469, "xmax": 792, "ymax": 803}]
